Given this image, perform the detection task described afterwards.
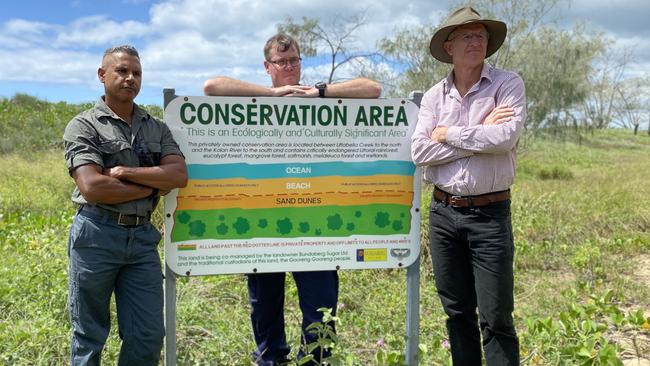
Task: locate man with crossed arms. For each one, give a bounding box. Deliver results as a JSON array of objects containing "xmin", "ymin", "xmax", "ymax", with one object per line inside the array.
[
  {"xmin": 411, "ymin": 7, "xmax": 526, "ymax": 365},
  {"xmin": 64, "ymin": 45, "xmax": 187, "ymax": 365}
]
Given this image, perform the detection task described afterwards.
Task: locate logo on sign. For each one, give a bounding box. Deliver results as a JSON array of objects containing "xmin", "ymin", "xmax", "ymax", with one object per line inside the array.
[
  {"xmin": 390, "ymin": 248, "xmax": 411, "ymax": 259},
  {"xmin": 356, "ymin": 248, "xmax": 387, "ymax": 262}
]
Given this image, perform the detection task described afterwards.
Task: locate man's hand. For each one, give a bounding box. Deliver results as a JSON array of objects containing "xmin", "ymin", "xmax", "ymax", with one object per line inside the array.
[
  {"xmin": 270, "ymin": 85, "xmax": 313, "ymax": 97},
  {"xmin": 286, "ymin": 86, "xmax": 320, "ymax": 98},
  {"xmin": 431, "ymin": 126, "xmax": 449, "ymax": 143},
  {"xmin": 483, "ymin": 105, "xmax": 514, "ymax": 125},
  {"xmin": 103, "ymin": 165, "xmax": 129, "ymax": 180}
]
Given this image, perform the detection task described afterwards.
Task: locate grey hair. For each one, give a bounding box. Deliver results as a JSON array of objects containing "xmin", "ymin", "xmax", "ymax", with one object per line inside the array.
[{"xmin": 103, "ymin": 45, "xmax": 140, "ymax": 59}]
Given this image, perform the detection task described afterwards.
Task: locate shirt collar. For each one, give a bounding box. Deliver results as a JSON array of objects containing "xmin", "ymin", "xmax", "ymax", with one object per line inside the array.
[
  {"xmin": 93, "ymin": 96, "xmax": 150, "ymax": 122},
  {"xmin": 480, "ymin": 62, "xmax": 493, "ymax": 83},
  {"xmin": 443, "ymin": 62, "xmax": 493, "ymax": 95}
]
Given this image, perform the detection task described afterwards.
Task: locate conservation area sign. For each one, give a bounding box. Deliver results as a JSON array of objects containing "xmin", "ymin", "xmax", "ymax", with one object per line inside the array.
[{"xmin": 163, "ymin": 96, "xmax": 421, "ymax": 276}]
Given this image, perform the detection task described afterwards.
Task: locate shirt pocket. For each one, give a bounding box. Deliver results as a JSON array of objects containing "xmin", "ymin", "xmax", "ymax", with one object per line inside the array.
[
  {"xmin": 470, "ymin": 97, "xmax": 496, "ymax": 125},
  {"xmin": 146, "ymin": 142, "xmax": 162, "ymax": 165},
  {"xmin": 98, "ymin": 139, "xmax": 132, "ymax": 167}
]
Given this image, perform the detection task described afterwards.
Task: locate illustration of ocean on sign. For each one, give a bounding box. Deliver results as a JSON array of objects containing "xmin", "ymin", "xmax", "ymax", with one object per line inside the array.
[{"xmin": 164, "ymin": 96, "xmax": 421, "ymax": 275}]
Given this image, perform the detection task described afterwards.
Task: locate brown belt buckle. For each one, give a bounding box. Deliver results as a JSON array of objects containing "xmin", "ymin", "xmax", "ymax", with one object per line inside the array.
[{"xmin": 449, "ymin": 195, "xmax": 465, "ymax": 207}]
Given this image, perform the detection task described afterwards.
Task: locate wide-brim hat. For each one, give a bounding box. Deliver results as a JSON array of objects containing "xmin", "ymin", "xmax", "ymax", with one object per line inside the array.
[{"xmin": 429, "ymin": 6, "xmax": 507, "ymax": 64}]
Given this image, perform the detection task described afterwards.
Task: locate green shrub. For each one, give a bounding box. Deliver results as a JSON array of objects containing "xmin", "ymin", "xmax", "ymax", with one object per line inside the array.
[{"xmin": 537, "ymin": 165, "xmax": 574, "ymax": 180}]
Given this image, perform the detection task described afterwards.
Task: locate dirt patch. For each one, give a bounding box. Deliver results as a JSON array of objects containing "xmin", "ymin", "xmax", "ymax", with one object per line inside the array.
[
  {"xmin": 623, "ymin": 358, "xmax": 650, "ymax": 366},
  {"xmin": 616, "ymin": 331, "xmax": 650, "ymax": 364},
  {"xmin": 616, "ymin": 254, "xmax": 650, "ymax": 363},
  {"xmin": 635, "ymin": 255, "xmax": 650, "ymax": 292}
]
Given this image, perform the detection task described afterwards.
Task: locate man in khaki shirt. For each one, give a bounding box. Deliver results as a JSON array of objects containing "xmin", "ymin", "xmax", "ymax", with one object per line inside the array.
[{"xmin": 63, "ymin": 45, "xmax": 187, "ymax": 366}]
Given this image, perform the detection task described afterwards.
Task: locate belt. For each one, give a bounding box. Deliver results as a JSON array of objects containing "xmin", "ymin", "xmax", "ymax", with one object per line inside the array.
[
  {"xmin": 433, "ymin": 187, "xmax": 510, "ymax": 208},
  {"xmin": 79, "ymin": 205, "xmax": 150, "ymax": 226}
]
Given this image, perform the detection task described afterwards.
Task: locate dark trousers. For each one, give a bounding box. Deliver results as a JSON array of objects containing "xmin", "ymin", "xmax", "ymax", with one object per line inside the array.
[
  {"xmin": 247, "ymin": 270, "xmax": 339, "ymax": 366},
  {"xmin": 429, "ymin": 198, "xmax": 519, "ymax": 366},
  {"xmin": 68, "ymin": 210, "xmax": 164, "ymax": 366}
]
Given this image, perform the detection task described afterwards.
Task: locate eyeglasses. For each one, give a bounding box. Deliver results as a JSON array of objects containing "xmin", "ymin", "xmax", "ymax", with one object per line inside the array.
[
  {"xmin": 447, "ymin": 31, "xmax": 489, "ymax": 43},
  {"xmin": 267, "ymin": 57, "xmax": 302, "ymax": 68}
]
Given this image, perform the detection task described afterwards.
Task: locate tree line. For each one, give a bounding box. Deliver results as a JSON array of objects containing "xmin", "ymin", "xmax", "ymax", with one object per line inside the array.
[{"xmin": 278, "ymin": 0, "xmax": 650, "ymax": 137}]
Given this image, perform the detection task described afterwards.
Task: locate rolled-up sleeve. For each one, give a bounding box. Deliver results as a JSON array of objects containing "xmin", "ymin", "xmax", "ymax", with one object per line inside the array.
[
  {"xmin": 445, "ymin": 74, "xmax": 526, "ymax": 154},
  {"xmin": 159, "ymin": 121, "xmax": 184, "ymax": 159},
  {"xmin": 63, "ymin": 118, "xmax": 102, "ymax": 174}
]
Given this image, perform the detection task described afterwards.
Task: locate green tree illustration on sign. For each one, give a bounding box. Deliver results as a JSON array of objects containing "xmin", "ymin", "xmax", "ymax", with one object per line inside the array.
[
  {"xmin": 327, "ymin": 213, "xmax": 343, "ymax": 230},
  {"xmin": 189, "ymin": 220, "xmax": 206, "ymax": 237},
  {"xmin": 277, "ymin": 217, "xmax": 293, "ymax": 235},
  {"xmin": 216, "ymin": 223, "xmax": 229, "ymax": 235},
  {"xmin": 375, "ymin": 212, "xmax": 390, "ymax": 228},
  {"xmin": 233, "ymin": 217, "xmax": 250, "ymax": 235},
  {"xmin": 177, "ymin": 211, "xmax": 191, "ymax": 224},
  {"xmin": 392, "ymin": 220, "xmax": 403, "ymax": 231},
  {"xmin": 299, "ymin": 222, "xmax": 310, "ymax": 233}
]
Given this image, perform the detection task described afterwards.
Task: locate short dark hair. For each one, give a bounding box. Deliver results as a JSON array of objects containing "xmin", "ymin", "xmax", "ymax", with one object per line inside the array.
[
  {"xmin": 103, "ymin": 45, "xmax": 140, "ymax": 59},
  {"xmin": 263, "ymin": 34, "xmax": 300, "ymax": 61}
]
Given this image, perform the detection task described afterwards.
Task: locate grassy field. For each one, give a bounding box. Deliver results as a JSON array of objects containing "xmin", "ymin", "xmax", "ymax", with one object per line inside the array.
[{"xmin": 1, "ymin": 127, "xmax": 650, "ymax": 365}]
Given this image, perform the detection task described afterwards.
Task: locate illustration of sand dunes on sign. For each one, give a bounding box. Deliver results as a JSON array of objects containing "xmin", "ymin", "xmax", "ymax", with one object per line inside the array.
[{"xmin": 171, "ymin": 161, "xmax": 415, "ymax": 241}]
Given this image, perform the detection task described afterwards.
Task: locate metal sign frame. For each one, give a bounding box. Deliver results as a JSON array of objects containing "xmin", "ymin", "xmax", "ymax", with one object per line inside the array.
[{"xmin": 162, "ymin": 88, "xmax": 424, "ymax": 366}]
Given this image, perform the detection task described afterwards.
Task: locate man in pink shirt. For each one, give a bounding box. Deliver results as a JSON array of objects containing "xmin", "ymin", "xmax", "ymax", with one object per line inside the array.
[{"xmin": 411, "ymin": 7, "xmax": 526, "ymax": 365}]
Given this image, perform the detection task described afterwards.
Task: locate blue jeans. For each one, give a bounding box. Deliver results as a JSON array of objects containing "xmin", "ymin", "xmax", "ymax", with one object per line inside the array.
[
  {"xmin": 67, "ymin": 209, "xmax": 164, "ymax": 366},
  {"xmin": 429, "ymin": 199, "xmax": 519, "ymax": 366},
  {"xmin": 247, "ymin": 271, "xmax": 339, "ymax": 366}
]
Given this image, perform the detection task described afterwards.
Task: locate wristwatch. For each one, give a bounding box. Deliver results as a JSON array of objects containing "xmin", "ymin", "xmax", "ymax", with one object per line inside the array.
[{"xmin": 315, "ymin": 82, "xmax": 327, "ymax": 98}]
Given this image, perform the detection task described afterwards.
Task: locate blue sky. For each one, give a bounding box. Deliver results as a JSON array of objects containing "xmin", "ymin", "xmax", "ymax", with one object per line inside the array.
[
  {"xmin": 1, "ymin": 0, "xmax": 649, "ymax": 106},
  {"xmin": 0, "ymin": 1, "xmax": 152, "ymax": 23}
]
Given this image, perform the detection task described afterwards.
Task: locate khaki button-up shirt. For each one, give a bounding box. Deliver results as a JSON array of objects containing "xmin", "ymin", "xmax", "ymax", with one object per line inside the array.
[{"xmin": 63, "ymin": 97, "xmax": 184, "ymax": 216}]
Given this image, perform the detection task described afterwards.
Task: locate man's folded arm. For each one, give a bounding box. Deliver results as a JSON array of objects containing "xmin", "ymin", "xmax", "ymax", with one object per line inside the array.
[
  {"xmin": 204, "ymin": 76, "xmax": 272, "ymax": 96},
  {"xmin": 445, "ymin": 75, "xmax": 526, "ymax": 153},
  {"xmin": 325, "ymin": 78, "xmax": 382, "ymax": 98},
  {"xmin": 72, "ymin": 164, "xmax": 153, "ymax": 204},
  {"xmin": 203, "ymin": 76, "xmax": 313, "ymax": 97},
  {"xmin": 411, "ymin": 96, "xmax": 474, "ymax": 167},
  {"xmin": 102, "ymin": 154, "xmax": 188, "ymax": 191}
]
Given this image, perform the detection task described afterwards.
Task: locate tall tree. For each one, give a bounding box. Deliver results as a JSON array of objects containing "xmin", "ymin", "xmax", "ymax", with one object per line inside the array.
[
  {"xmin": 377, "ymin": 25, "xmax": 449, "ymax": 97},
  {"xmin": 277, "ymin": 12, "xmax": 376, "ymax": 84},
  {"xmin": 510, "ymin": 24, "xmax": 604, "ymax": 132},
  {"xmin": 581, "ymin": 47, "xmax": 631, "ymax": 129},
  {"xmin": 377, "ymin": 0, "xmax": 604, "ymax": 133},
  {"xmin": 613, "ymin": 76, "xmax": 649, "ymax": 134}
]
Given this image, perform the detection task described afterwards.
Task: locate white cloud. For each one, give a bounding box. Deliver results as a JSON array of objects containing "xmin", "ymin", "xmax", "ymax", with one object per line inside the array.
[
  {"xmin": 0, "ymin": 0, "xmax": 447, "ymax": 97},
  {"xmin": 0, "ymin": 0, "xmax": 649, "ymax": 104},
  {"xmin": 148, "ymin": 0, "xmax": 283, "ymax": 38},
  {"xmin": 55, "ymin": 15, "xmax": 150, "ymax": 47},
  {"xmin": 1, "ymin": 19, "xmax": 59, "ymax": 48},
  {"xmin": 4, "ymin": 19, "xmax": 55, "ymax": 35},
  {"xmin": 0, "ymin": 48, "xmax": 98, "ymax": 85}
]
